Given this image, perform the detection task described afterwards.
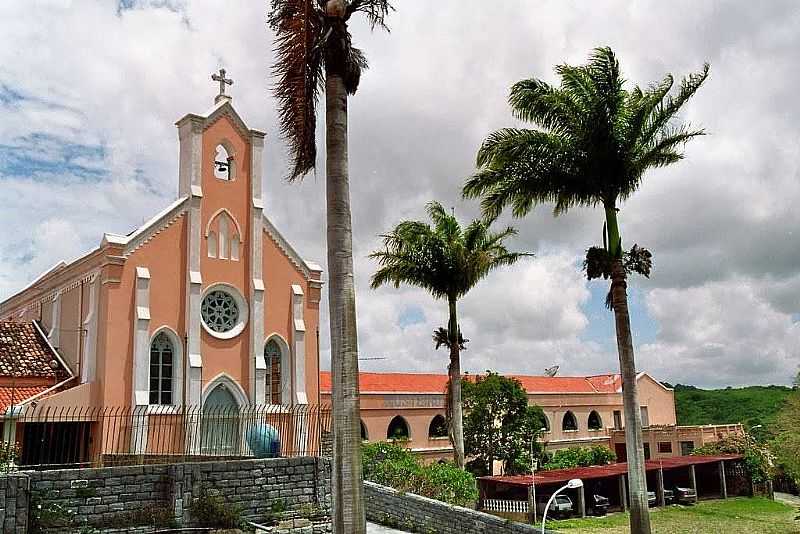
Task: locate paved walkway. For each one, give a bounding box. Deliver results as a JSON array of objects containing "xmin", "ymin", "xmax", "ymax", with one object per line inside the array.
[
  {"xmin": 775, "ymin": 491, "xmax": 800, "ymax": 507},
  {"xmin": 367, "ymin": 521, "xmax": 412, "ymax": 533}
]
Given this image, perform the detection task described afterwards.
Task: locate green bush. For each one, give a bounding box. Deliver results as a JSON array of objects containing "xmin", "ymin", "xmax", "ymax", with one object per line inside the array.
[
  {"xmin": 693, "ymin": 433, "xmax": 773, "ymax": 483},
  {"xmin": 188, "ymin": 489, "xmax": 246, "ymax": 529},
  {"xmin": 542, "ymin": 445, "xmax": 616, "ymax": 470},
  {"xmin": 362, "ymin": 442, "xmax": 478, "ymax": 507}
]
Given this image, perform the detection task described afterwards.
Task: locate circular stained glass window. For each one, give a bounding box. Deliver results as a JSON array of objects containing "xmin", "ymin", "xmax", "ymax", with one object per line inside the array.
[{"xmin": 201, "ymin": 290, "xmax": 240, "ymax": 333}]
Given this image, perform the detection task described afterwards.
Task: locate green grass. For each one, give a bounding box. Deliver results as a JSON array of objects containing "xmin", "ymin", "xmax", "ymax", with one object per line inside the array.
[{"xmin": 542, "ymin": 497, "xmax": 800, "ymax": 533}]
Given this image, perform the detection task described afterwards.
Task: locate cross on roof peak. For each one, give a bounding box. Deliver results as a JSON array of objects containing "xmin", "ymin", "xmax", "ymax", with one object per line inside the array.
[{"xmin": 212, "ymin": 68, "xmax": 233, "ymax": 104}]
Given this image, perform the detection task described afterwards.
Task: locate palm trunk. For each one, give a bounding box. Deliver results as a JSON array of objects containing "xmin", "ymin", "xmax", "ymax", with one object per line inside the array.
[
  {"xmin": 606, "ymin": 206, "xmax": 651, "ymax": 534},
  {"xmin": 447, "ymin": 296, "xmax": 465, "ymax": 468},
  {"xmin": 326, "ymin": 70, "xmax": 366, "ymax": 534}
]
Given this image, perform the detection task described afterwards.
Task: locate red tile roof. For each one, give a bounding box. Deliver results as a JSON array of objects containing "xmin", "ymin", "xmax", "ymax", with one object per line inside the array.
[
  {"xmin": 0, "ymin": 322, "xmax": 69, "ymax": 378},
  {"xmin": 0, "ymin": 385, "xmax": 50, "ymax": 412},
  {"xmin": 481, "ymin": 454, "xmax": 743, "ymax": 488},
  {"xmin": 319, "ymin": 371, "xmax": 626, "ymax": 394}
]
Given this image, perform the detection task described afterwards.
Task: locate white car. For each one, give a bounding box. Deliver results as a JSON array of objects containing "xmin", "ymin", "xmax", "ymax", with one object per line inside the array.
[{"xmin": 537, "ymin": 494, "xmax": 575, "ymax": 518}]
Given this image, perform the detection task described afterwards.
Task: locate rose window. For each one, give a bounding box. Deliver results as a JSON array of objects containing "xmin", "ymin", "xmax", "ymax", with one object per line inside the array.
[{"xmin": 201, "ymin": 290, "xmax": 240, "ymax": 333}]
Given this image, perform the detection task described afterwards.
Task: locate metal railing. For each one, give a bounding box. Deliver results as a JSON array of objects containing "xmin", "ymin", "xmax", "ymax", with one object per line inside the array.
[{"xmin": 8, "ymin": 404, "xmax": 331, "ymax": 469}]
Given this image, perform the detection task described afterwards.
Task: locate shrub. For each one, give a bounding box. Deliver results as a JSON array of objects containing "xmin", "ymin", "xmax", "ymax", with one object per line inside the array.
[
  {"xmin": 188, "ymin": 489, "xmax": 246, "ymax": 529},
  {"xmin": 542, "ymin": 445, "xmax": 616, "ymax": 470},
  {"xmin": 362, "ymin": 442, "xmax": 478, "ymax": 507},
  {"xmin": 693, "ymin": 433, "xmax": 773, "ymax": 483}
]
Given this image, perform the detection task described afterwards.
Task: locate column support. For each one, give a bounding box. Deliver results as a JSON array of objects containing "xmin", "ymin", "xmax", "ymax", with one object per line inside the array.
[
  {"xmin": 689, "ymin": 464, "xmax": 698, "ymax": 503},
  {"xmin": 577, "ymin": 485, "xmax": 586, "ymax": 518},
  {"xmin": 619, "ymin": 474, "xmax": 628, "ymax": 511},
  {"xmin": 719, "ymin": 460, "xmax": 728, "ymax": 499},
  {"xmin": 656, "ymin": 467, "xmax": 665, "ymax": 507}
]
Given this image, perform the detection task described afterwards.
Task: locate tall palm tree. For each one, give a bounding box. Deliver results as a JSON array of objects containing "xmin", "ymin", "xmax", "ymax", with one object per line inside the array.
[
  {"xmin": 463, "ymin": 47, "xmax": 708, "ymax": 534},
  {"xmin": 268, "ymin": 2, "xmax": 391, "ymax": 532},
  {"xmin": 370, "ymin": 201, "xmax": 530, "ymax": 467}
]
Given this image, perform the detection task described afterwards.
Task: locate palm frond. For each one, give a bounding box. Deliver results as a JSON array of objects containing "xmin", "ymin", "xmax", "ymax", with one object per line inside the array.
[
  {"xmin": 433, "ymin": 327, "xmax": 469, "ymax": 351},
  {"xmin": 269, "ymin": 0, "xmax": 324, "ymax": 181},
  {"xmin": 345, "ymin": 0, "xmax": 393, "ymax": 29}
]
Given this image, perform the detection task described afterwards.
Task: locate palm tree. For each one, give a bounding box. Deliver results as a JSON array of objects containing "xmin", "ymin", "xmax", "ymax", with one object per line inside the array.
[
  {"xmin": 463, "ymin": 47, "xmax": 708, "ymax": 534},
  {"xmin": 370, "ymin": 201, "xmax": 530, "ymax": 467},
  {"xmin": 268, "ymin": 1, "xmax": 391, "ymax": 532}
]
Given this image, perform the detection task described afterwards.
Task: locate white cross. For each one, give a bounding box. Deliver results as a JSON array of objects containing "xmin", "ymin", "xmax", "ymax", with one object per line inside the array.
[{"xmin": 212, "ymin": 68, "xmax": 233, "ymax": 98}]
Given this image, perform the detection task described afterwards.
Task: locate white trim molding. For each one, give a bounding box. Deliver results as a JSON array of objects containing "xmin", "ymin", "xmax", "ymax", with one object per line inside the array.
[
  {"xmin": 202, "ymin": 372, "xmax": 249, "ymax": 408},
  {"xmin": 48, "ymin": 289, "xmax": 62, "ymax": 349},
  {"xmin": 291, "ymin": 284, "xmax": 307, "ymax": 404},
  {"xmin": 80, "ymin": 273, "xmax": 99, "ymax": 383}
]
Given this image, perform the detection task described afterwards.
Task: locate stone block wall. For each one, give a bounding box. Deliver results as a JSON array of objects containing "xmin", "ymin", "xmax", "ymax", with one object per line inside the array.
[
  {"xmin": 364, "ymin": 481, "xmax": 553, "ymax": 534},
  {"xmin": 1, "ymin": 456, "xmax": 331, "ymax": 533}
]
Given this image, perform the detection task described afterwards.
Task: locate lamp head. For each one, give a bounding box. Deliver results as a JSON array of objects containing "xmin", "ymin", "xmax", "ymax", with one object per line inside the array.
[{"xmin": 566, "ymin": 478, "xmax": 583, "ymax": 489}]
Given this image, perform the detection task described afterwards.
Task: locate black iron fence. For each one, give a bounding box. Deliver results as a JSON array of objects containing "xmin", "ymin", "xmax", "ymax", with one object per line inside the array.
[{"xmin": 7, "ymin": 404, "xmax": 331, "ymax": 469}]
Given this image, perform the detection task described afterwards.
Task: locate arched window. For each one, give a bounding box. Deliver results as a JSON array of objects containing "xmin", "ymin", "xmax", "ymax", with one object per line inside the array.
[
  {"xmin": 360, "ymin": 420, "xmax": 368, "ymax": 441},
  {"xmin": 562, "ymin": 411, "xmax": 578, "ymax": 432},
  {"xmin": 588, "ymin": 410, "xmax": 603, "ymax": 431},
  {"xmin": 207, "ymin": 231, "xmax": 217, "ymax": 259},
  {"xmin": 218, "ymin": 216, "xmax": 229, "ymax": 259},
  {"xmin": 149, "ymin": 332, "xmax": 173, "ymax": 405},
  {"xmin": 541, "ymin": 414, "xmax": 551, "ymax": 433},
  {"xmin": 213, "ymin": 143, "xmax": 235, "ymax": 181},
  {"xmin": 230, "ymin": 234, "xmax": 240, "ymax": 261},
  {"xmin": 428, "ymin": 415, "xmax": 448, "ymax": 439},
  {"xmin": 387, "ymin": 416, "xmax": 410, "ymax": 440},
  {"xmin": 264, "ymin": 339, "xmax": 282, "ymax": 404}
]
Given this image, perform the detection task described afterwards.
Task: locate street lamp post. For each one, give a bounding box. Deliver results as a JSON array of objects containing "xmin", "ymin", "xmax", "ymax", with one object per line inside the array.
[
  {"xmin": 529, "ymin": 436, "xmax": 537, "ymax": 524},
  {"xmin": 541, "ymin": 478, "xmax": 583, "ymax": 534}
]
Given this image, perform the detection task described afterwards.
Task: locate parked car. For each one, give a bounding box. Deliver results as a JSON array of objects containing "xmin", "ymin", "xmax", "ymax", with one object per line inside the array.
[
  {"xmin": 672, "ymin": 486, "xmax": 697, "ymax": 504},
  {"xmin": 663, "ymin": 489, "xmax": 675, "ymax": 504},
  {"xmin": 647, "ymin": 491, "xmax": 657, "ymax": 507},
  {"xmin": 589, "ymin": 493, "xmax": 610, "ymax": 516},
  {"xmin": 536, "ymin": 494, "xmax": 575, "ymax": 518}
]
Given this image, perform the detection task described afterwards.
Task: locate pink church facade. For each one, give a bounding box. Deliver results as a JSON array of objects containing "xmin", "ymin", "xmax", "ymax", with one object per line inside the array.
[{"xmin": 0, "ymin": 90, "xmax": 323, "ymax": 458}]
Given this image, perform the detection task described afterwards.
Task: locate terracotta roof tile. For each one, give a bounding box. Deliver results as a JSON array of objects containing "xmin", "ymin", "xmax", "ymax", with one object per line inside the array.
[
  {"xmin": 0, "ymin": 385, "xmax": 49, "ymax": 412},
  {"xmin": 319, "ymin": 371, "xmax": 625, "ymax": 394},
  {"xmin": 0, "ymin": 322, "xmax": 68, "ymax": 378}
]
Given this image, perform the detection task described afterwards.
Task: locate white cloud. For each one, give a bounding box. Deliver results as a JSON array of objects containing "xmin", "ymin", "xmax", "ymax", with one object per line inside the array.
[{"xmin": 639, "ymin": 280, "xmax": 799, "ymax": 387}]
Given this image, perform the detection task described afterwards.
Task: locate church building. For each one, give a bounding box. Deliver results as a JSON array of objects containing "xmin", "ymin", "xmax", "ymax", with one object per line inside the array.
[{"xmin": 0, "ymin": 71, "xmax": 323, "ymax": 457}]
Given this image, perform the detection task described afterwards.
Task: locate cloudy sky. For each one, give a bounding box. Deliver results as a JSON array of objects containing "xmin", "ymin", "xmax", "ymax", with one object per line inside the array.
[{"xmin": 2, "ymin": 0, "xmax": 798, "ymax": 388}]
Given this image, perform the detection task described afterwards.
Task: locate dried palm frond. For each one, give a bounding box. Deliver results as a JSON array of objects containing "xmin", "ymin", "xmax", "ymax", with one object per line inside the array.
[{"xmin": 269, "ymin": 0, "xmax": 325, "ymax": 180}]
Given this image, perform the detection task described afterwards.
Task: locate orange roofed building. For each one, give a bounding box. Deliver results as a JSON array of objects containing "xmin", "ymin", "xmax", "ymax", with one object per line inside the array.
[
  {"xmin": 320, "ymin": 371, "xmax": 742, "ymax": 465},
  {"xmin": 0, "ymin": 80, "xmax": 323, "ymax": 460}
]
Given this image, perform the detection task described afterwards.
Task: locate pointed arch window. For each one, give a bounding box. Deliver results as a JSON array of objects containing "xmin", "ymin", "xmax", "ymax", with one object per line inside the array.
[
  {"xmin": 230, "ymin": 234, "xmax": 240, "ymax": 261},
  {"xmin": 206, "ymin": 210, "xmax": 243, "ymax": 261},
  {"xmin": 213, "ymin": 143, "xmax": 235, "ymax": 181},
  {"xmin": 208, "ymin": 231, "xmax": 218, "ymax": 259},
  {"xmin": 264, "ymin": 339, "xmax": 282, "ymax": 404},
  {"xmin": 428, "ymin": 415, "xmax": 448, "ymax": 439},
  {"xmin": 588, "ymin": 410, "xmax": 603, "ymax": 431},
  {"xmin": 562, "ymin": 411, "xmax": 578, "ymax": 432},
  {"xmin": 149, "ymin": 332, "xmax": 173, "ymax": 405}
]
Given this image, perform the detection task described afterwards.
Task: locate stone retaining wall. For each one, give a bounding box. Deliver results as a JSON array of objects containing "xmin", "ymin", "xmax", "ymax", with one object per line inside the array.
[
  {"xmin": 1, "ymin": 456, "xmax": 331, "ymax": 533},
  {"xmin": 364, "ymin": 481, "xmax": 554, "ymax": 534}
]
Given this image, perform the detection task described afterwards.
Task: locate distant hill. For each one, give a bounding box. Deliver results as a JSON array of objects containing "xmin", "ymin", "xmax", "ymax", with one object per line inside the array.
[{"xmin": 671, "ymin": 384, "xmax": 794, "ymax": 434}]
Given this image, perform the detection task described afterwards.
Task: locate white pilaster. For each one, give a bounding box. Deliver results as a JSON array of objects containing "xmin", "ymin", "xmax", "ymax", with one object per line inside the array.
[
  {"xmin": 186, "ymin": 196, "xmax": 203, "ymax": 408},
  {"xmin": 131, "ymin": 267, "xmax": 151, "ymax": 454},
  {"xmin": 80, "ymin": 273, "xmax": 100, "ymax": 384},
  {"xmin": 249, "ymin": 130, "xmax": 266, "ymax": 405},
  {"xmin": 48, "ymin": 290, "xmax": 62, "ymax": 349},
  {"xmin": 291, "ymin": 284, "xmax": 307, "ymax": 404},
  {"xmin": 177, "ymin": 115, "xmax": 204, "ymax": 198}
]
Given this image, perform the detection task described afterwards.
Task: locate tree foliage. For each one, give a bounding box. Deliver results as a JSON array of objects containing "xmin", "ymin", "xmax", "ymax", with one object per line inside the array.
[
  {"xmin": 771, "ymin": 390, "xmax": 800, "ymax": 484},
  {"xmin": 464, "ymin": 46, "xmax": 709, "ymax": 221},
  {"xmin": 361, "ymin": 442, "xmax": 478, "ymax": 507},
  {"xmin": 370, "ymin": 201, "xmax": 530, "ymax": 300},
  {"xmin": 674, "ymin": 383, "xmax": 793, "ymax": 440},
  {"xmin": 269, "ymin": 0, "xmax": 393, "ymax": 180},
  {"xmin": 541, "ymin": 445, "xmax": 616, "ymax": 471},
  {"xmin": 461, "ymin": 372, "xmax": 546, "ymax": 476},
  {"xmin": 692, "ymin": 433, "xmax": 773, "ymax": 483}
]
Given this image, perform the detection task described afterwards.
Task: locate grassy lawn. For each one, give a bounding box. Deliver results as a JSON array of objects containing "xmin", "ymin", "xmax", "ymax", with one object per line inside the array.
[{"xmin": 541, "ymin": 497, "xmax": 800, "ymax": 533}]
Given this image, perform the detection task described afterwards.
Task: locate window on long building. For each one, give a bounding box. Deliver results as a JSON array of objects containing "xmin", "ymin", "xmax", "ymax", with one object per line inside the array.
[
  {"xmin": 264, "ymin": 339, "xmax": 282, "ymax": 404},
  {"xmin": 562, "ymin": 411, "xmax": 578, "ymax": 431},
  {"xmin": 149, "ymin": 332, "xmax": 174, "ymax": 405}
]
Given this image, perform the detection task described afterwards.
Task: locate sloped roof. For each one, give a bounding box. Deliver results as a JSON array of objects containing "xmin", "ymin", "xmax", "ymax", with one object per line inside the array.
[
  {"xmin": 0, "ymin": 385, "xmax": 50, "ymax": 412},
  {"xmin": 319, "ymin": 371, "xmax": 633, "ymax": 395},
  {"xmin": 0, "ymin": 322, "xmax": 69, "ymax": 378}
]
